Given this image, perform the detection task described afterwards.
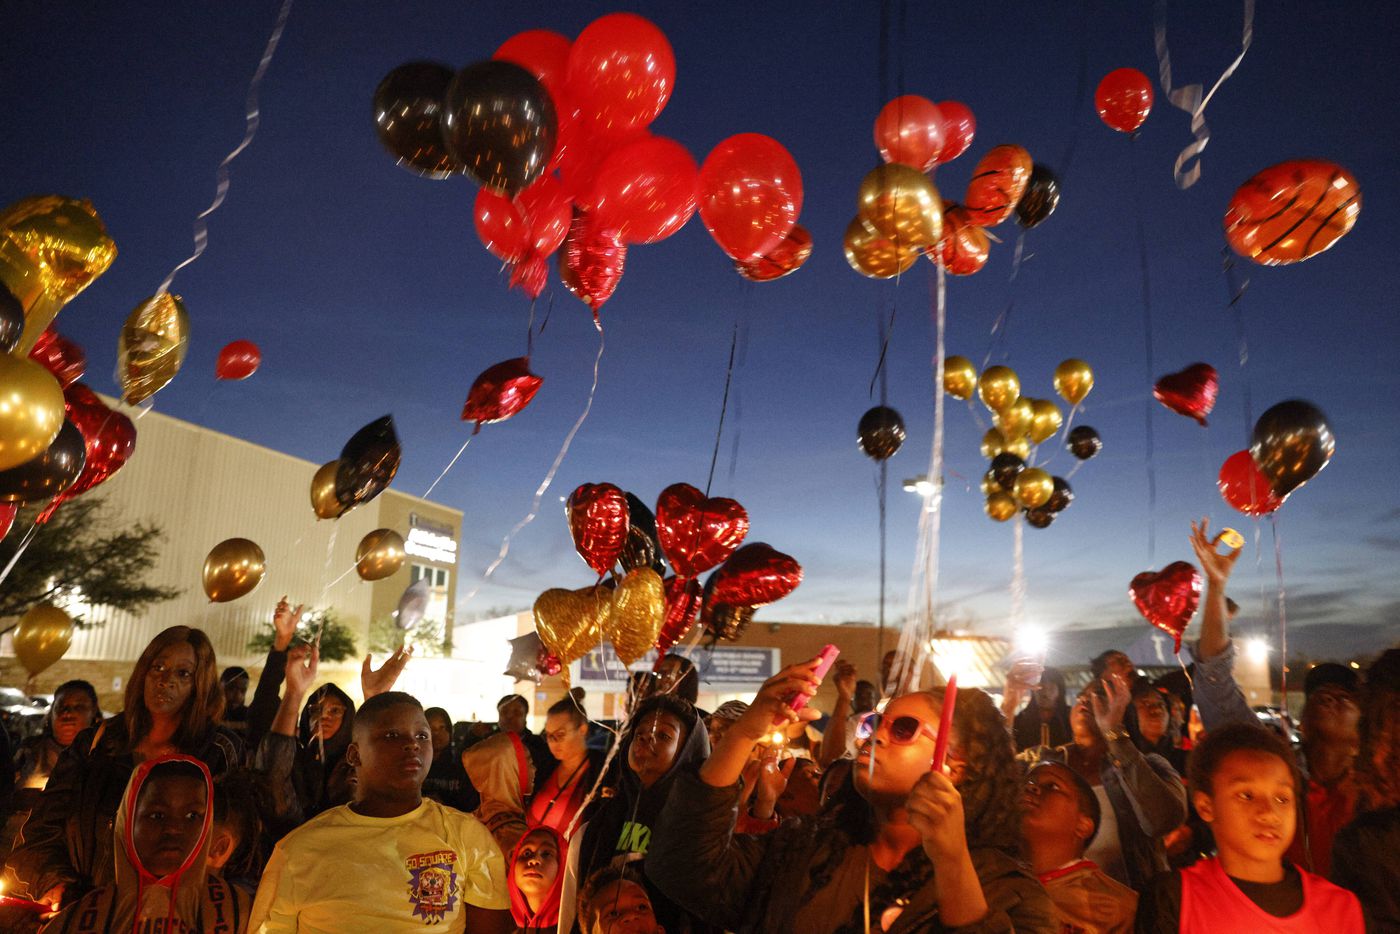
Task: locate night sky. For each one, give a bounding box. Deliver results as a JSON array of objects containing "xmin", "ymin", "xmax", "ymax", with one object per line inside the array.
[{"xmin": 5, "ymin": 2, "xmax": 1397, "ymax": 656}]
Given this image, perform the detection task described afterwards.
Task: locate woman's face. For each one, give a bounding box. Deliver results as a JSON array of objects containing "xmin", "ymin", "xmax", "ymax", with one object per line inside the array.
[
  {"xmin": 428, "ymin": 713, "xmax": 453, "ymax": 755},
  {"xmin": 544, "ymin": 712, "xmax": 586, "ymax": 763},
  {"xmin": 513, "ymin": 830, "xmax": 560, "ymax": 906},
  {"xmin": 1133, "ymin": 691, "xmax": 1170, "ymax": 744},
  {"xmin": 853, "ymin": 694, "xmax": 944, "ymax": 805},
  {"xmin": 1070, "ymin": 695, "xmax": 1098, "ymax": 746},
  {"xmin": 627, "ymin": 710, "xmax": 687, "ymax": 789},
  {"xmin": 51, "ymin": 688, "xmax": 97, "ymax": 747},
  {"xmin": 313, "ymin": 694, "xmax": 347, "ymax": 742},
  {"xmin": 143, "ymin": 643, "xmax": 197, "ymax": 721}
]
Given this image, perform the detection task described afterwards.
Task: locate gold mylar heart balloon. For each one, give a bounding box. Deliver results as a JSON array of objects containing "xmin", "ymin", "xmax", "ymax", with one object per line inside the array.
[
  {"xmin": 1028, "ymin": 398, "xmax": 1064, "ymax": 444},
  {"xmin": 1014, "ymin": 468, "xmax": 1055, "ymax": 509},
  {"xmin": 534, "ymin": 585, "xmax": 609, "ymax": 669},
  {"xmin": 12, "ymin": 603, "xmax": 73, "ymax": 677},
  {"xmin": 943, "ymin": 355, "xmax": 977, "ymax": 400},
  {"xmin": 0, "ymin": 196, "xmax": 117, "ymax": 354},
  {"xmin": 978, "ymin": 366, "xmax": 1021, "ymax": 414},
  {"xmin": 1053, "ymin": 359, "xmax": 1094, "ymax": 406},
  {"xmin": 202, "ymin": 537, "xmax": 266, "ymax": 603},
  {"xmin": 356, "ymin": 528, "xmax": 406, "ymax": 581},
  {"xmin": 0, "ymin": 355, "xmax": 65, "ymax": 471},
  {"xmin": 310, "ymin": 460, "xmax": 348, "ymax": 520},
  {"xmin": 985, "ymin": 492, "xmax": 1018, "ymax": 522},
  {"xmin": 606, "ymin": 568, "xmax": 665, "ymax": 665},
  {"xmin": 857, "ymin": 164, "xmax": 943, "ymax": 247},
  {"xmin": 995, "ymin": 397, "xmax": 1035, "ymax": 442},
  {"xmin": 118, "ymin": 293, "xmax": 190, "ymax": 405}
]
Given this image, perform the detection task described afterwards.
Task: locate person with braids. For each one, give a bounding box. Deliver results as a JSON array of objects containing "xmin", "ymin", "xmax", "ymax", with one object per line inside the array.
[{"xmin": 646, "ymin": 655, "xmax": 1055, "ymax": 933}]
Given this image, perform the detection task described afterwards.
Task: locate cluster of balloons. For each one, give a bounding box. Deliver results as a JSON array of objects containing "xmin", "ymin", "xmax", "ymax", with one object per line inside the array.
[
  {"xmin": 1218, "ymin": 399, "xmax": 1335, "ymax": 517},
  {"xmin": 945, "ymin": 356, "xmax": 1100, "ymax": 529},
  {"xmin": 1224, "ymin": 160, "xmax": 1361, "ymax": 266},
  {"xmin": 529, "ymin": 481, "xmax": 802, "ymax": 681}
]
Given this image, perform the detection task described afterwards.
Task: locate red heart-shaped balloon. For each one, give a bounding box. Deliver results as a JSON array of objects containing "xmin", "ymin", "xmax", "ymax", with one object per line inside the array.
[
  {"xmin": 0, "ymin": 502, "xmax": 17, "ymax": 541},
  {"xmin": 710, "ymin": 542, "xmax": 803, "ymax": 608},
  {"xmin": 560, "ymin": 214, "xmax": 626, "ymax": 319},
  {"xmin": 656, "ymin": 575, "xmax": 702, "ymax": 655},
  {"xmin": 655, "ymin": 483, "xmax": 749, "ymax": 580},
  {"xmin": 462, "ymin": 357, "xmax": 543, "ymax": 434},
  {"xmin": 567, "ymin": 482, "xmax": 630, "ymax": 578},
  {"xmin": 38, "ymin": 383, "xmax": 137, "ymax": 523},
  {"xmin": 1153, "ymin": 363, "xmax": 1218, "ymax": 427},
  {"xmin": 1129, "ymin": 561, "xmax": 1202, "ymax": 652}
]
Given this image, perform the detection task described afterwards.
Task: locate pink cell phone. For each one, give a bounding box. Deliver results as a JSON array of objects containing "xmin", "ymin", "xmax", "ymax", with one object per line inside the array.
[{"xmin": 788, "ymin": 644, "xmax": 840, "ymax": 712}]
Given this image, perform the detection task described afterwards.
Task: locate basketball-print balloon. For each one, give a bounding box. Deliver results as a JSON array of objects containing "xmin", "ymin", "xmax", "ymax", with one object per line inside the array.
[
  {"xmin": 934, "ymin": 203, "xmax": 990, "ymax": 276},
  {"xmin": 963, "ymin": 145, "xmax": 1033, "ymax": 227},
  {"xmin": 1224, "ymin": 161, "xmax": 1361, "ymax": 266}
]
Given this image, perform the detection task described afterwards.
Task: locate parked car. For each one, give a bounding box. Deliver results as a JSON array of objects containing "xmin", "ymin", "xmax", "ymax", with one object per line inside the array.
[{"xmin": 0, "ymin": 685, "xmax": 49, "ymax": 742}]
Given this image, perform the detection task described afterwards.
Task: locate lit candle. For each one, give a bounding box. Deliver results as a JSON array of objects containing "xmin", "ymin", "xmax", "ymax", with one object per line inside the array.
[{"xmin": 931, "ymin": 674, "xmax": 957, "ymax": 773}]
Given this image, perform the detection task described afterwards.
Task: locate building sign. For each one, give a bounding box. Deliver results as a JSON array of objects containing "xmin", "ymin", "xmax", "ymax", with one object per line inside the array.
[
  {"xmin": 405, "ymin": 513, "xmax": 457, "ymax": 564},
  {"xmin": 573, "ymin": 643, "xmax": 780, "ymax": 691}
]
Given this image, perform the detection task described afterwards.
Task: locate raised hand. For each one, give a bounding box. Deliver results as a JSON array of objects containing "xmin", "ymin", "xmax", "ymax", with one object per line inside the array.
[
  {"xmin": 751, "ymin": 748, "xmax": 796, "ymax": 818},
  {"xmin": 730, "ymin": 657, "xmax": 824, "ymax": 745},
  {"xmin": 284, "ymin": 643, "xmax": 320, "ymax": 697},
  {"xmin": 1189, "ymin": 518, "xmax": 1242, "ymax": 588},
  {"xmin": 832, "ymin": 660, "xmax": 857, "ymax": 700},
  {"xmin": 1089, "ymin": 672, "xmax": 1131, "ymax": 737},
  {"xmin": 361, "ymin": 645, "xmax": 413, "ymax": 699},
  {"xmin": 272, "ymin": 595, "xmax": 306, "ymax": 651}
]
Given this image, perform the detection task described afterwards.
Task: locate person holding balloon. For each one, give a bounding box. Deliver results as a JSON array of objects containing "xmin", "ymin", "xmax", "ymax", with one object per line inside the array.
[{"xmin": 4, "ymin": 626, "xmax": 240, "ymax": 912}]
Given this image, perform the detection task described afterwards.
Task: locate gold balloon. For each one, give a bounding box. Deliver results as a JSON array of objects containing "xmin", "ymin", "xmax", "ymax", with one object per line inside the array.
[
  {"xmin": 356, "ymin": 529, "xmax": 406, "ymax": 581},
  {"xmin": 202, "ymin": 537, "xmax": 266, "ymax": 603},
  {"xmin": 842, "ymin": 217, "xmax": 920, "ymax": 279},
  {"xmin": 994, "ymin": 398, "xmax": 1034, "ymax": 442},
  {"xmin": 1053, "ymin": 359, "xmax": 1094, "ymax": 406},
  {"xmin": 943, "ymin": 355, "xmax": 977, "ymax": 400},
  {"xmin": 1014, "ymin": 468, "xmax": 1054, "ymax": 508},
  {"xmin": 980, "ymin": 428, "xmax": 1006, "ymax": 459},
  {"xmin": 0, "ymin": 196, "xmax": 117, "ymax": 355},
  {"xmin": 605, "ymin": 568, "xmax": 664, "ymax": 665},
  {"xmin": 118, "ymin": 293, "xmax": 190, "ymax": 405},
  {"xmin": 985, "ymin": 492, "xmax": 1018, "ymax": 522},
  {"xmin": 0, "ymin": 355, "xmax": 65, "ymax": 471},
  {"xmin": 12, "ymin": 604, "xmax": 73, "ymax": 677},
  {"xmin": 310, "ymin": 460, "xmax": 348, "ymax": 520},
  {"xmin": 980, "ymin": 470, "xmax": 1000, "ymax": 496},
  {"xmin": 978, "ymin": 365, "xmax": 1021, "ymax": 413},
  {"xmin": 857, "ymin": 164, "xmax": 943, "ymax": 248},
  {"xmin": 533, "ymin": 585, "xmax": 609, "ymax": 669},
  {"xmin": 1028, "ymin": 398, "xmax": 1064, "ymax": 444}
]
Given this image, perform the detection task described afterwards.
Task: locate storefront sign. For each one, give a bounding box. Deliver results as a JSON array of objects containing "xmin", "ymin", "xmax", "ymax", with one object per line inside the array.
[
  {"xmin": 573, "ymin": 643, "xmax": 780, "ymax": 691},
  {"xmin": 405, "ymin": 513, "xmax": 457, "ymax": 563}
]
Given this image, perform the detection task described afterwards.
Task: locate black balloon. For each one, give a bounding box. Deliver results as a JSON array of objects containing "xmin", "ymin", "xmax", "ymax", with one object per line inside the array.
[
  {"xmin": 990, "ymin": 452, "xmax": 1026, "ymax": 491},
  {"xmin": 1046, "ymin": 476, "xmax": 1074, "ymax": 513},
  {"xmin": 1015, "ymin": 164, "xmax": 1061, "ymax": 229},
  {"xmin": 858, "ymin": 406, "xmax": 906, "ymax": 461},
  {"xmin": 702, "ymin": 571, "xmax": 756, "ymax": 643},
  {"xmin": 373, "ymin": 61, "xmax": 461, "ymax": 179},
  {"xmin": 335, "ymin": 415, "xmax": 401, "ymax": 509},
  {"xmin": 1250, "ymin": 399, "xmax": 1335, "ymax": 497},
  {"xmin": 0, "ymin": 284, "xmax": 23, "ymax": 353},
  {"xmin": 1067, "ymin": 425, "xmax": 1102, "ymax": 460},
  {"xmin": 620, "ymin": 491, "xmax": 666, "ymax": 575},
  {"xmin": 1024, "ymin": 506, "xmax": 1056, "ymax": 529},
  {"xmin": 442, "ymin": 60, "xmax": 557, "ymax": 196},
  {"xmin": 0, "ymin": 420, "xmax": 86, "ymax": 504}
]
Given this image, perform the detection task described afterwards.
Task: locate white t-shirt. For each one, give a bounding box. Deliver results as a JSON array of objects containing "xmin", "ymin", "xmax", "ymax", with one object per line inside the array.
[
  {"xmin": 249, "ymin": 798, "xmax": 509, "ymax": 933},
  {"xmin": 1084, "ymin": 784, "xmax": 1129, "ymax": 886}
]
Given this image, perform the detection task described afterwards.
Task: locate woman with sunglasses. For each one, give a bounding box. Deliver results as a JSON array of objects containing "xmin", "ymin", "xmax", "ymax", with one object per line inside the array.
[{"xmin": 647, "ymin": 655, "xmax": 1055, "ymax": 932}]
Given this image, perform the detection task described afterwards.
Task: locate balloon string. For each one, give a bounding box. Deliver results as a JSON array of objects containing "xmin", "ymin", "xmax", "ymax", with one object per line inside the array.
[
  {"xmin": 1055, "ymin": 0, "xmax": 1094, "ymax": 178},
  {"xmin": 1223, "ymin": 248, "xmax": 1254, "ymax": 444},
  {"xmin": 868, "ymin": 290, "xmax": 898, "ymax": 400},
  {"xmin": 726, "ymin": 293, "xmax": 752, "ymax": 484},
  {"xmin": 1269, "ymin": 513, "xmax": 1288, "ymax": 711},
  {"xmin": 1130, "ymin": 134, "xmax": 1158, "ymax": 565},
  {"xmin": 877, "ymin": 458, "xmax": 888, "ymax": 667},
  {"xmin": 525, "ymin": 297, "xmax": 538, "ymax": 358},
  {"xmin": 155, "ymin": 0, "xmax": 295, "ymax": 296},
  {"xmin": 458, "ymin": 319, "xmax": 605, "ymax": 612},
  {"xmin": 980, "ymin": 230, "xmax": 1028, "ymax": 370},
  {"xmin": 705, "ymin": 306, "xmax": 741, "ymax": 498},
  {"xmin": 422, "ymin": 436, "xmax": 472, "ymax": 500},
  {"xmin": 1010, "ymin": 515, "xmax": 1026, "ymax": 628},
  {"xmin": 0, "ymin": 511, "xmax": 47, "ymax": 587}
]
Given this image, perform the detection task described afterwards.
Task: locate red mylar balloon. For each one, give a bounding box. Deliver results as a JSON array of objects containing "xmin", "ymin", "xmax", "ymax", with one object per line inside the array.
[
  {"xmin": 1218, "ymin": 450, "xmax": 1284, "ymax": 517},
  {"xmin": 566, "ymin": 13, "xmax": 675, "ymax": 134},
  {"xmin": 1095, "ymin": 68, "xmax": 1154, "ymax": 133},
  {"xmin": 699, "ymin": 133, "xmax": 803, "ymax": 263},
  {"xmin": 38, "ymin": 383, "xmax": 136, "ymax": 522},
  {"xmin": 735, "ymin": 224, "xmax": 812, "ymax": 282},
  {"xmin": 567, "ymin": 482, "xmax": 630, "ymax": 578},
  {"xmin": 0, "ymin": 502, "xmax": 16, "ymax": 541},
  {"xmin": 28, "ymin": 329, "xmax": 86, "ymax": 388},
  {"xmin": 1224, "ymin": 161, "xmax": 1362, "ymax": 266},
  {"xmin": 1129, "ymin": 561, "xmax": 1201, "ymax": 652},
  {"xmin": 934, "ymin": 203, "xmax": 990, "ymax": 276},
  {"xmin": 474, "ymin": 189, "xmax": 531, "ymax": 263},
  {"xmin": 560, "ymin": 214, "xmax": 626, "ymax": 316},
  {"xmin": 516, "ymin": 175, "xmax": 573, "ymax": 257},
  {"xmin": 589, "ymin": 136, "xmax": 698, "ymax": 244},
  {"xmin": 655, "ymin": 483, "xmax": 749, "ymax": 580},
  {"xmin": 461, "ymin": 357, "xmax": 543, "ymax": 434},
  {"xmin": 709, "ymin": 543, "xmax": 803, "ymax": 607},
  {"xmin": 656, "ymin": 575, "xmax": 702, "ymax": 655},
  {"xmin": 935, "ymin": 100, "xmax": 976, "ymax": 164},
  {"xmin": 1153, "ymin": 363, "xmax": 1218, "ymax": 426},
  {"xmin": 216, "ymin": 340, "xmax": 261, "ymax": 381},
  {"xmin": 964, "ymin": 145, "xmax": 1033, "ymax": 227},
  {"xmin": 494, "ymin": 29, "xmax": 572, "ymax": 98},
  {"xmin": 873, "ymin": 95, "xmax": 946, "ymax": 172},
  {"xmin": 509, "ymin": 252, "xmax": 548, "ymax": 300}
]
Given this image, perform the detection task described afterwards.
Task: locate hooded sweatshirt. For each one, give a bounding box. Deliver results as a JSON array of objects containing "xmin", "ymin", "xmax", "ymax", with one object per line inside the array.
[
  {"xmin": 293, "ymin": 684, "xmax": 356, "ymax": 818},
  {"xmin": 463, "ymin": 731, "xmax": 536, "ymax": 856},
  {"xmin": 40, "ymin": 753, "xmax": 251, "ymax": 934},
  {"xmin": 507, "ymin": 825, "xmax": 566, "ymax": 933}
]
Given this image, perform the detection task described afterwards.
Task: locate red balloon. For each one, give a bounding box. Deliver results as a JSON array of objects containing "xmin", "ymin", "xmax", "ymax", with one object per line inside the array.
[
  {"xmin": 873, "ymin": 95, "xmax": 946, "ymax": 172},
  {"xmin": 560, "ymin": 214, "xmax": 626, "ymax": 316},
  {"xmin": 1153, "ymin": 363, "xmax": 1217, "ymax": 426},
  {"xmin": 29, "ymin": 329, "xmax": 86, "ymax": 388},
  {"xmin": 655, "ymin": 483, "xmax": 749, "ymax": 580},
  {"xmin": 216, "ymin": 340, "xmax": 261, "ymax": 381},
  {"xmin": 38, "ymin": 383, "xmax": 136, "ymax": 522},
  {"xmin": 509, "ymin": 252, "xmax": 548, "ymax": 300},
  {"xmin": 589, "ymin": 136, "xmax": 698, "ymax": 244},
  {"xmin": 516, "ymin": 175, "xmax": 573, "ymax": 256},
  {"xmin": 710, "ymin": 543, "xmax": 803, "ymax": 607},
  {"xmin": 1095, "ymin": 68, "xmax": 1154, "ymax": 133},
  {"xmin": 566, "ymin": 13, "xmax": 675, "ymax": 134},
  {"xmin": 656, "ymin": 575, "xmax": 702, "ymax": 655},
  {"xmin": 0, "ymin": 502, "xmax": 16, "ymax": 541},
  {"xmin": 494, "ymin": 29, "xmax": 572, "ymax": 98},
  {"xmin": 461, "ymin": 357, "xmax": 543, "ymax": 433},
  {"xmin": 1129, "ymin": 561, "xmax": 1201, "ymax": 652},
  {"xmin": 699, "ymin": 133, "xmax": 803, "ymax": 263},
  {"xmin": 735, "ymin": 224, "xmax": 812, "ymax": 282},
  {"xmin": 567, "ymin": 482, "xmax": 630, "ymax": 578},
  {"xmin": 474, "ymin": 189, "xmax": 531, "ymax": 263},
  {"xmin": 1218, "ymin": 450, "xmax": 1283, "ymax": 517},
  {"xmin": 934, "ymin": 100, "xmax": 976, "ymax": 164}
]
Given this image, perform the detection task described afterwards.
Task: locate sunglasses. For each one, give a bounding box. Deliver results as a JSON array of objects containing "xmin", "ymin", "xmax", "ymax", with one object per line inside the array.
[{"xmin": 855, "ymin": 711, "xmax": 939, "ymax": 746}]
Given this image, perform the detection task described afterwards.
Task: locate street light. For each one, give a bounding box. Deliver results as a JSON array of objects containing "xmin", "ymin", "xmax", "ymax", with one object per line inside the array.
[{"xmin": 903, "ymin": 475, "xmax": 937, "ymax": 497}]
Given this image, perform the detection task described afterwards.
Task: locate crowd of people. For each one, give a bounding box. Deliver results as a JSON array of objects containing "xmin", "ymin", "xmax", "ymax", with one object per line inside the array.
[{"xmin": 0, "ymin": 521, "xmax": 1395, "ymax": 932}]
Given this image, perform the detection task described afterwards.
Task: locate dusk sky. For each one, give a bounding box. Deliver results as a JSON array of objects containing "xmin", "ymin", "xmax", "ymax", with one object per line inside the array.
[{"xmin": 5, "ymin": 2, "xmax": 1396, "ymax": 657}]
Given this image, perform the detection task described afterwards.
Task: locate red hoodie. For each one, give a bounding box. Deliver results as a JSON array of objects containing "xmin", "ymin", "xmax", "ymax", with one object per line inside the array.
[{"xmin": 507, "ymin": 825, "xmax": 566, "ymax": 932}]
